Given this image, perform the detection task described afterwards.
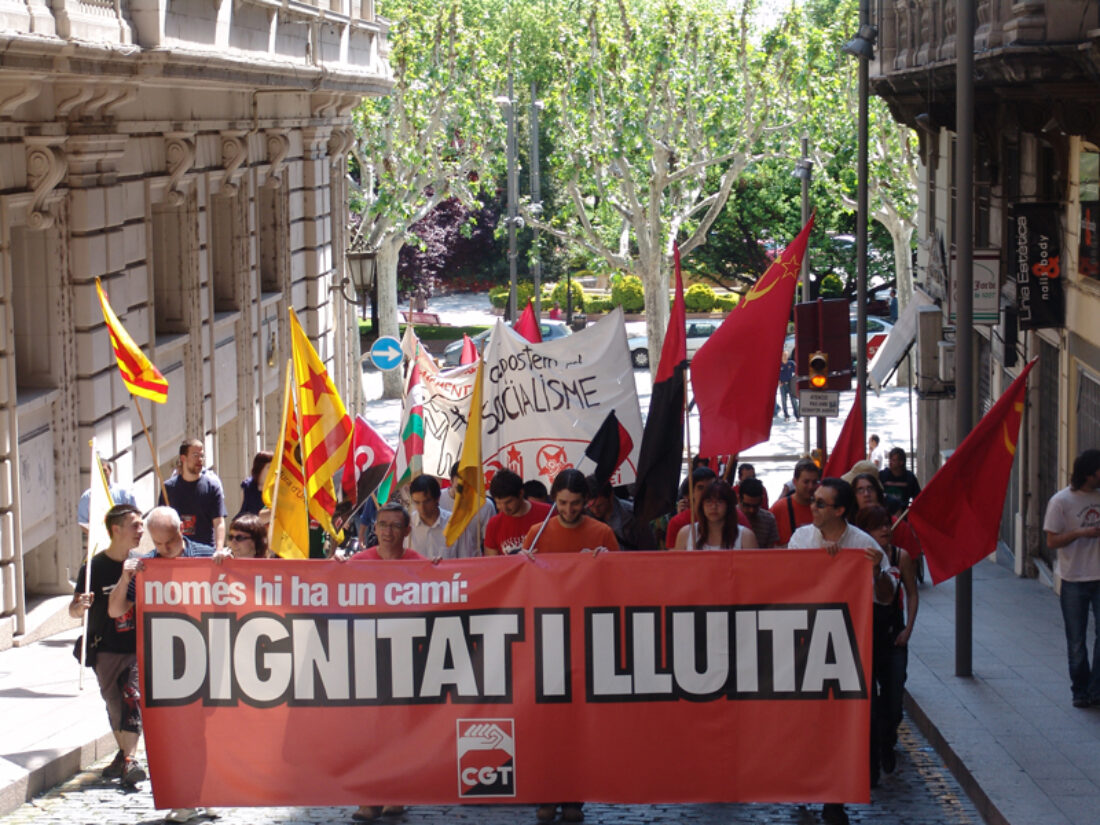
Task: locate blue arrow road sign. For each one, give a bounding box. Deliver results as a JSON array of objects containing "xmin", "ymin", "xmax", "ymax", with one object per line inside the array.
[{"xmin": 370, "ymin": 336, "xmax": 404, "ymax": 371}]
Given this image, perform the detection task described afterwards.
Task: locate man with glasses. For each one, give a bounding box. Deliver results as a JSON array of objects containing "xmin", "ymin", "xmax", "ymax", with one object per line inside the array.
[
  {"xmin": 786, "ymin": 478, "xmax": 896, "ymax": 825},
  {"xmin": 737, "ymin": 477, "xmax": 779, "ymax": 548},
  {"xmin": 349, "ymin": 502, "xmax": 424, "ymax": 561}
]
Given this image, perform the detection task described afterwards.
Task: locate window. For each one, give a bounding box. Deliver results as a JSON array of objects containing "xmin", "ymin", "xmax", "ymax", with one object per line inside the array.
[
  {"xmin": 11, "ymin": 226, "xmax": 59, "ymax": 389},
  {"xmin": 210, "ymin": 191, "xmax": 246, "ymax": 312},
  {"xmin": 151, "ymin": 202, "xmax": 190, "ymax": 335}
]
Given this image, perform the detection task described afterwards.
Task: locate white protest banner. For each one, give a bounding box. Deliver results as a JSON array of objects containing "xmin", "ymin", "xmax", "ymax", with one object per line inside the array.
[
  {"xmin": 481, "ymin": 308, "xmax": 643, "ymax": 485},
  {"xmin": 420, "ymin": 361, "xmax": 479, "ymax": 479}
]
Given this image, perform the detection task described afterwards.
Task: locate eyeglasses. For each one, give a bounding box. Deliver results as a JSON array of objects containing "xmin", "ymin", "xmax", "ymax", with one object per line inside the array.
[
  {"xmin": 227, "ymin": 533, "xmax": 253, "ymax": 542},
  {"xmin": 375, "ymin": 520, "xmax": 405, "ymax": 531},
  {"xmin": 811, "ymin": 497, "xmax": 835, "ymax": 509}
]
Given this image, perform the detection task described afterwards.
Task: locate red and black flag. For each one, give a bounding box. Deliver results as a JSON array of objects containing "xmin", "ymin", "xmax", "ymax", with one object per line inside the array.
[
  {"xmin": 631, "ymin": 243, "xmax": 688, "ymax": 524},
  {"xmin": 584, "ymin": 410, "xmax": 634, "ymax": 488}
]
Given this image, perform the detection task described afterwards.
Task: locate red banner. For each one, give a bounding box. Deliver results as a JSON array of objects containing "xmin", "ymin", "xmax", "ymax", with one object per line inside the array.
[{"xmin": 138, "ymin": 552, "xmax": 872, "ymax": 808}]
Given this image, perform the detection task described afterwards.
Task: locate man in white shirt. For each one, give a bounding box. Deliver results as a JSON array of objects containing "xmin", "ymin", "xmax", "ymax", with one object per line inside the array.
[
  {"xmin": 1044, "ymin": 449, "xmax": 1100, "ymax": 708},
  {"xmin": 786, "ymin": 477, "xmax": 896, "ymax": 825},
  {"xmin": 407, "ymin": 475, "xmax": 453, "ymax": 559},
  {"xmin": 867, "ymin": 434, "xmax": 886, "ymax": 471}
]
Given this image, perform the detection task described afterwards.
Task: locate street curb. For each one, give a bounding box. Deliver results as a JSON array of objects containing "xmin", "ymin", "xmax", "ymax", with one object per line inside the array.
[
  {"xmin": 0, "ymin": 732, "xmax": 116, "ymax": 817},
  {"xmin": 904, "ymin": 691, "xmax": 1008, "ymax": 825}
]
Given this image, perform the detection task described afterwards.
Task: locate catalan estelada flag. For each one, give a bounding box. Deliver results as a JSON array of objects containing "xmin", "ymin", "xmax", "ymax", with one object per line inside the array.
[
  {"xmin": 289, "ymin": 309, "xmax": 352, "ymax": 539},
  {"xmin": 95, "ymin": 277, "xmax": 168, "ymax": 403},
  {"xmin": 908, "ymin": 358, "xmax": 1036, "ymax": 584}
]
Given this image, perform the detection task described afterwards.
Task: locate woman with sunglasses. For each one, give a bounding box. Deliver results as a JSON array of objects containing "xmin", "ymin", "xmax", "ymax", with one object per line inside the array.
[
  {"xmin": 674, "ymin": 480, "xmax": 758, "ymax": 550},
  {"xmin": 225, "ymin": 514, "xmax": 268, "ymax": 558}
]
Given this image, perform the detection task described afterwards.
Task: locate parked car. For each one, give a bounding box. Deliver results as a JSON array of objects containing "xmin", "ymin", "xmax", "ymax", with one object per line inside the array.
[
  {"xmin": 627, "ymin": 320, "xmax": 720, "ymax": 369},
  {"xmin": 781, "ymin": 315, "xmax": 894, "ymax": 367},
  {"xmin": 441, "ymin": 320, "xmax": 571, "ymax": 366}
]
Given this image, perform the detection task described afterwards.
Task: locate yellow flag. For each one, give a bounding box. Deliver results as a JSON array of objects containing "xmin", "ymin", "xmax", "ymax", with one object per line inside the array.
[
  {"xmin": 444, "ymin": 359, "xmax": 485, "ymax": 545},
  {"xmin": 265, "ymin": 363, "xmax": 310, "ymax": 559},
  {"xmin": 289, "ymin": 309, "xmax": 351, "ymax": 539}
]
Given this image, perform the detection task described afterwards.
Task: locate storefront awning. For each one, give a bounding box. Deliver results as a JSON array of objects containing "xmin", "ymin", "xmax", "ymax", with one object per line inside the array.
[{"xmin": 868, "ymin": 289, "xmax": 936, "ymax": 391}]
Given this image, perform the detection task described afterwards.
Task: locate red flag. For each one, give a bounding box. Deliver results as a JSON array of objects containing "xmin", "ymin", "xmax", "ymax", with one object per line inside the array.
[
  {"xmin": 908, "ymin": 358, "xmax": 1035, "ymax": 584},
  {"xmin": 821, "ymin": 389, "xmax": 866, "ymax": 479},
  {"xmin": 691, "ymin": 215, "xmax": 815, "ymax": 457},
  {"xmin": 459, "ymin": 334, "xmax": 478, "ymax": 365},
  {"xmin": 514, "ymin": 300, "xmax": 543, "ymax": 343},
  {"xmin": 341, "ymin": 415, "xmax": 396, "ymax": 503},
  {"xmin": 633, "ymin": 243, "xmax": 688, "ymax": 523}
]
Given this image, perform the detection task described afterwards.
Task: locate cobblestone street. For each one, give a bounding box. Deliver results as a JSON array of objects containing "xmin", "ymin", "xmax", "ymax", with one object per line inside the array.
[{"xmin": 0, "ymin": 721, "xmax": 982, "ymax": 825}]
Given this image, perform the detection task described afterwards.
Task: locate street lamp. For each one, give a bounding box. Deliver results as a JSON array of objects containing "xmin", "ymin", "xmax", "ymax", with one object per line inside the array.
[
  {"xmin": 843, "ymin": 5, "xmax": 876, "ymax": 439},
  {"xmin": 336, "ymin": 247, "xmax": 377, "ymax": 309}
]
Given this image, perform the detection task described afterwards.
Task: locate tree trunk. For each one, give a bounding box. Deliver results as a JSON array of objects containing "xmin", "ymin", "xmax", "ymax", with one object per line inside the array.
[
  {"xmin": 885, "ymin": 220, "xmax": 914, "ymax": 309},
  {"xmin": 639, "ymin": 250, "xmax": 669, "ymax": 377},
  {"xmin": 376, "ymin": 237, "xmax": 405, "ymax": 399}
]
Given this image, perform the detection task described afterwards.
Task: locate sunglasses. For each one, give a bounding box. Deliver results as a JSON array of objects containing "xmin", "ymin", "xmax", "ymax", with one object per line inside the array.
[
  {"xmin": 810, "ymin": 497, "xmax": 836, "ymax": 509},
  {"xmin": 227, "ymin": 532, "xmax": 253, "ymax": 542}
]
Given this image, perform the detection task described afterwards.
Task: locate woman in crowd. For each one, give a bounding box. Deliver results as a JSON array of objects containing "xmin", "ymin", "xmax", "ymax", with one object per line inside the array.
[
  {"xmin": 235, "ymin": 451, "xmax": 273, "ymax": 519},
  {"xmin": 674, "ymin": 480, "xmax": 758, "ymax": 550},
  {"xmin": 854, "ymin": 503, "xmax": 919, "ymax": 777},
  {"xmin": 225, "ymin": 514, "xmax": 269, "ymax": 558}
]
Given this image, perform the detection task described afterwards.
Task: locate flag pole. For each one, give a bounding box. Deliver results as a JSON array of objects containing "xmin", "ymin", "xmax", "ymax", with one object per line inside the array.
[
  {"xmin": 132, "ymin": 395, "xmax": 169, "ymax": 507},
  {"xmin": 683, "ymin": 371, "xmax": 696, "ymax": 549},
  {"xmin": 79, "ymin": 447, "xmax": 111, "ymax": 689},
  {"xmin": 267, "ymin": 361, "xmax": 294, "ymax": 555},
  {"xmin": 526, "ymin": 505, "xmax": 556, "ymax": 554}
]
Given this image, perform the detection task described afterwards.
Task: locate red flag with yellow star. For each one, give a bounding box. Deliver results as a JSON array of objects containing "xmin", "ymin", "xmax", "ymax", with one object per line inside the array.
[
  {"xmin": 289, "ymin": 309, "xmax": 352, "ymax": 538},
  {"xmin": 908, "ymin": 358, "xmax": 1035, "ymax": 584},
  {"xmin": 691, "ymin": 215, "xmax": 815, "ymax": 457}
]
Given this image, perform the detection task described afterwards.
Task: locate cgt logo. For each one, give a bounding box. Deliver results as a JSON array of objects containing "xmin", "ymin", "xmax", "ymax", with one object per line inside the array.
[{"xmin": 456, "ymin": 719, "xmax": 516, "ymax": 798}]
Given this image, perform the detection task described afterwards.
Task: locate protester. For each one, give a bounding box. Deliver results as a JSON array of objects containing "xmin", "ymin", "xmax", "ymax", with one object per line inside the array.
[
  {"xmin": 879, "ymin": 447, "xmax": 921, "ymax": 508},
  {"xmin": 737, "ymin": 477, "xmax": 779, "ymax": 548},
  {"xmin": 770, "ymin": 458, "xmax": 820, "ymax": 546},
  {"xmin": 733, "ymin": 462, "xmax": 769, "ymax": 509},
  {"xmin": 674, "ymin": 480, "xmax": 757, "ymax": 550},
  {"xmin": 523, "ymin": 469, "xmax": 619, "ymax": 556},
  {"xmin": 68, "ymin": 504, "xmax": 147, "ymax": 787},
  {"xmin": 160, "ymin": 438, "xmax": 227, "ymax": 551},
  {"xmin": 485, "ymin": 470, "xmax": 550, "ymax": 555},
  {"xmin": 235, "ymin": 450, "xmax": 273, "ymax": 519},
  {"xmin": 225, "ymin": 514, "xmax": 269, "ymax": 558},
  {"xmin": 856, "ymin": 504, "xmax": 918, "ymax": 774},
  {"xmin": 108, "ymin": 506, "xmax": 213, "ymax": 823},
  {"xmin": 1043, "ymin": 449, "xmax": 1100, "ymax": 708},
  {"xmin": 408, "ymin": 475, "xmax": 454, "ymax": 559},
  {"xmin": 439, "ymin": 461, "xmax": 494, "ymax": 557},
  {"xmin": 850, "ymin": 465, "xmax": 925, "ymax": 584},
  {"xmin": 522, "ymin": 479, "xmax": 550, "ymax": 503},
  {"xmin": 349, "ymin": 502, "xmax": 423, "ymax": 562},
  {"xmin": 585, "ymin": 476, "xmax": 656, "ymax": 550},
  {"xmin": 549, "ymin": 301, "xmax": 563, "ymax": 321},
  {"xmin": 665, "ymin": 467, "xmax": 717, "ymax": 547},
  {"xmin": 786, "ymin": 478, "xmax": 896, "ymax": 818},
  {"xmin": 77, "ymin": 459, "xmax": 137, "ymax": 532},
  {"xmin": 344, "ymin": 506, "xmax": 418, "ymax": 819}
]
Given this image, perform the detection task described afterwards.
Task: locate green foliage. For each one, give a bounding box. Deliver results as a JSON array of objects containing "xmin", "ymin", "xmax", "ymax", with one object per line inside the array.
[
  {"xmin": 819, "ymin": 272, "xmax": 844, "ymax": 298},
  {"xmin": 488, "ymin": 282, "xmax": 537, "ymax": 309},
  {"xmin": 713, "ymin": 294, "xmax": 738, "ymax": 311},
  {"xmin": 549, "ymin": 279, "xmax": 585, "ymax": 312},
  {"xmin": 684, "ymin": 283, "xmax": 717, "ymax": 312},
  {"xmin": 609, "ymin": 275, "xmax": 645, "ymax": 312},
  {"xmin": 585, "ymin": 297, "xmax": 615, "ymax": 313}
]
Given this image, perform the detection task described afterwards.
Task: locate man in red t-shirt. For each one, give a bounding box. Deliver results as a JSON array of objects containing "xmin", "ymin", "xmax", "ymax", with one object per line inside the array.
[
  {"xmin": 348, "ymin": 503, "xmax": 424, "ymax": 561},
  {"xmin": 770, "ymin": 458, "xmax": 820, "ymax": 547},
  {"xmin": 485, "ymin": 470, "xmax": 551, "ymax": 555}
]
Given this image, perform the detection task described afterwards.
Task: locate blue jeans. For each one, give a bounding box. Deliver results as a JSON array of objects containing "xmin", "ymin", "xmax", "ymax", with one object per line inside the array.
[
  {"xmin": 779, "ymin": 383, "xmax": 799, "ymax": 419},
  {"xmin": 1060, "ymin": 579, "xmax": 1100, "ymax": 702}
]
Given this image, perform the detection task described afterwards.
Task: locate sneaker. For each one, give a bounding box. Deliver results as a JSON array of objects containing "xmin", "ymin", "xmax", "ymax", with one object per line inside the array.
[
  {"xmin": 821, "ymin": 803, "xmax": 849, "ymax": 825},
  {"xmin": 120, "ymin": 759, "xmax": 146, "ymax": 786},
  {"xmin": 166, "ymin": 810, "xmax": 197, "ymax": 823},
  {"xmin": 562, "ymin": 804, "xmax": 584, "ymax": 823},
  {"xmin": 536, "ymin": 805, "xmax": 558, "ymax": 822},
  {"xmin": 381, "ymin": 806, "xmax": 406, "ymax": 816},
  {"xmin": 102, "ymin": 750, "xmax": 126, "ymax": 779}
]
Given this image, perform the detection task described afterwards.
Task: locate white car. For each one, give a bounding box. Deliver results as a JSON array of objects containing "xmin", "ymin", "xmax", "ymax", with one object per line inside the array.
[{"xmin": 627, "ymin": 320, "xmax": 720, "ymax": 369}]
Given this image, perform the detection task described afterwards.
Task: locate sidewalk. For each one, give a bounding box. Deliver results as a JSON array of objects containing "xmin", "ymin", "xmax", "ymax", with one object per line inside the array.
[{"xmin": 1, "ymin": 554, "xmax": 1097, "ymax": 823}]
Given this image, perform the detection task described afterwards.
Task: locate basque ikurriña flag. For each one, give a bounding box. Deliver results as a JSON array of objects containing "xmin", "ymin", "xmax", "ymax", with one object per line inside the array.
[
  {"xmin": 632, "ymin": 243, "xmax": 688, "ymax": 524},
  {"xmin": 376, "ymin": 354, "xmax": 426, "ymax": 504},
  {"xmin": 691, "ymin": 215, "xmax": 815, "ymax": 458}
]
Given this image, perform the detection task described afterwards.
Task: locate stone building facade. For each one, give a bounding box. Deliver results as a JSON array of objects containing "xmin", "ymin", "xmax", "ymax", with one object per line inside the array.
[
  {"xmin": 0, "ymin": 0, "xmax": 390, "ymax": 647},
  {"xmin": 870, "ymin": 1, "xmax": 1100, "ymax": 581}
]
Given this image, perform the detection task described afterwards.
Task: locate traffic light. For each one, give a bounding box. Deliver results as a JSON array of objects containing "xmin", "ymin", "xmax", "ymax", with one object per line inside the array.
[{"xmin": 808, "ymin": 351, "xmax": 828, "ymax": 388}]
